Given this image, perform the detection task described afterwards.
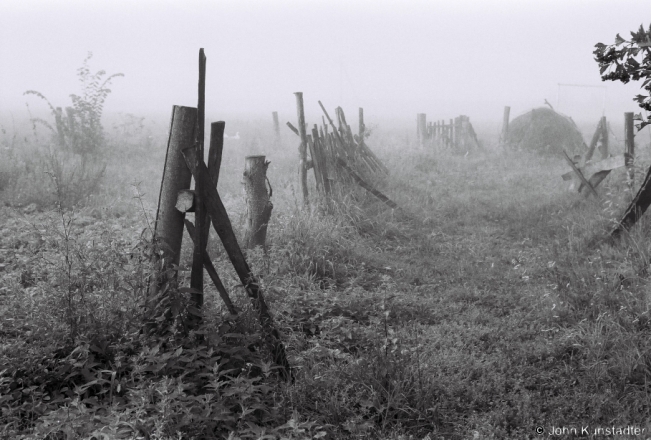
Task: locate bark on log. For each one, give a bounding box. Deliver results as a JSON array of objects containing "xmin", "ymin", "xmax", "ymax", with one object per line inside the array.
[
  {"xmin": 243, "ymin": 155, "xmax": 273, "ymax": 251},
  {"xmin": 152, "ymin": 106, "xmax": 197, "ymax": 292}
]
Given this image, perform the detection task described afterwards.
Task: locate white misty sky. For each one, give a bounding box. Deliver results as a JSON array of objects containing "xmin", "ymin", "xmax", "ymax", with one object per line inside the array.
[{"xmin": 1, "ymin": 0, "xmax": 649, "ymax": 126}]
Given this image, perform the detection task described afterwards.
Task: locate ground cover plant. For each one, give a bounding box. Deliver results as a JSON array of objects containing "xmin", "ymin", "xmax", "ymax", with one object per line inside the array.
[{"xmin": 3, "ymin": 43, "xmax": 651, "ymax": 439}]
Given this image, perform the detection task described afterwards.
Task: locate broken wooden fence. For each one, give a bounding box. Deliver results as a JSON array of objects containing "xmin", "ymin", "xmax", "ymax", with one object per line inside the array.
[
  {"xmin": 286, "ymin": 93, "xmax": 397, "ymax": 211},
  {"xmin": 151, "ymin": 48, "xmax": 292, "ymax": 381},
  {"xmin": 417, "ymin": 113, "xmax": 480, "ymax": 152}
]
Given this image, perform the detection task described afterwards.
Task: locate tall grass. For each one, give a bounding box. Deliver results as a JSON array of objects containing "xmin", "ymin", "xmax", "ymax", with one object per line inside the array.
[{"xmin": 3, "ymin": 113, "xmax": 651, "ymax": 439}]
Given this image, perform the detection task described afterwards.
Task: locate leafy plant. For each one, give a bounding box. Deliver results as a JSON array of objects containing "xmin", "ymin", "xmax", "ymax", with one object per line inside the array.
[
  {"xmin": 24, "ymin": 52, "xmax": 123, "ymax": 157},
  {"xmin": 594, "ymin": 24, "xmax": 651, "ymax": 129}
]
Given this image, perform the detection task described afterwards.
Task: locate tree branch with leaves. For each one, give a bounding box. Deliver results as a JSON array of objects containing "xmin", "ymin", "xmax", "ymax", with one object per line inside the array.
[{"xmin": 594, "ymin": 24, "xmax": 651, "ymax": 129}]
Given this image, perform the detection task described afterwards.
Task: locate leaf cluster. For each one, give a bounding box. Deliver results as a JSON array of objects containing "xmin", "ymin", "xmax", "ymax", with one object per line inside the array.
[
  {"xmin": 594, "ymin": 24, "xmax": 651, "ymax": 129},
  {"xmin": 24, "ymin": 52, "xmax": 123, "ymax": 157}
]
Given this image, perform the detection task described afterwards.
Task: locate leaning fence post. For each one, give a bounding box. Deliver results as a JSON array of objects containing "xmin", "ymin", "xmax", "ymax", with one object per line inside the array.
[
  {"xmin": 625, "ymin": 112, "xmax": 635, "ymax": 187},
  {"xmin": 294, "ymin": 92, "xmax": 309, "ymax": 205},
  {"xmin": 150, "ymin": 106, "xmax": 197, "ymax": 296}
]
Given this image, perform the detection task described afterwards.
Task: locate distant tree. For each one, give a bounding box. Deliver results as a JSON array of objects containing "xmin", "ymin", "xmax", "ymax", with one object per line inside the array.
[{"xmin": 594, "ymin": 24, "xmax": 651, "ymax": 129}]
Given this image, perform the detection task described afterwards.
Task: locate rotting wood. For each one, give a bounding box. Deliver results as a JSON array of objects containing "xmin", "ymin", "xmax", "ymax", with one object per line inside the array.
[
  {"xmin": 184, "ymin": 219, "xmax": 238, "ymax": 315},
  {"xmin": 243, "ymin": 155, "xmax": 273, "ymax": 251},
  {"xmin": 181, "ymin": 145, "xmax": 292, "ymax": 381},
  {"xmin": 294, "ymin": 92, "xmax": 309, "ymax": 205}
]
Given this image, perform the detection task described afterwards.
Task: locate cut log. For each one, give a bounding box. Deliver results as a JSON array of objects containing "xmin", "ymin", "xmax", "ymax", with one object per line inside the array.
[
  {"xmin": 243, "ymin": 155, "xmax": 273, "ymax": 251},
  {"xmin": 152, "ymin": 105, "xmax": 197, "ymax": 293}
]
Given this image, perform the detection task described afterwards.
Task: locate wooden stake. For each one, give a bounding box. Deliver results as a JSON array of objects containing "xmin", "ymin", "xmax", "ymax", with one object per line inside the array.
[
  {"xmin": 184, "ymin": 219, "xmax": 238, "ymax": 315},
  {"xmin": 500, "ymin": 106, "xmax": 510, "ymax": 147},
  {"xmin": 599, "ymin": 116, "xmax": 609, "ymax": 159},
  {"xmin": 294, "ymin": 92, "xmax": 309, "ymax": 205},
  {"xmin": 182, "ymin": 146, "xmax": 292, "ymax": 381},
  {"xmin": 584, "ymin": 118, "xmax": 603, "ymax": 164},
  {"xmin": 190, "ymin": 49, "xmax": 207, "ymax": 314},
  {"xmin": 625, "ymin": 112, "xmax": 635, "ymax": 186},
  {"xmin": 272, "ymin": 111, "xmax": 280, "ymax": 145}
]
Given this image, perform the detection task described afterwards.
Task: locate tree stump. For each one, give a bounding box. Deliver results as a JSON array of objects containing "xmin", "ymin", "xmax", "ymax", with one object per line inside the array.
[{"xmin": 243, "ymin": 155, "xmax": 273, "ymax": 251}]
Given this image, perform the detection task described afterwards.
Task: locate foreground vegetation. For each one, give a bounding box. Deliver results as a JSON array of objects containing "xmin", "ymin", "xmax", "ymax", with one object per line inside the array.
[{"xmin": 2, "ymin": 107, "xmax": 651, "ymax": 439}]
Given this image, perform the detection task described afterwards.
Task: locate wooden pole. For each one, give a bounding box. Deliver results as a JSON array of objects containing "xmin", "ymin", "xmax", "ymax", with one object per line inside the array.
[
  {"xmin": 500, "ymin": 106, "xmax": 510, "ymax": 147},
  {"xmin": 312, "ymin": 125, "xmax": 331, "ymax": 195},
  {"xmin": 418, "ymin": 113, "xmax": 427, "ymax": 148},
  {"xmin": 272, "ymin": 111, "xmax": 280, "ymax": 145},
  {"xmin": 182, "ymin": 146, "xmax": 292, "ymax": 381},
  {"xmin": 625, "ymin": 112, "xmax": 635, "ymax": 186},
  {"xmin": 584, "ymin": 118, "xmax": 603, "ymax": 164},
  {"xmin": 243, "ymin": 156, "xmax": 273, "ymax": 251},
  {"xmin": 189, "ymin": 48, "xmax": 207, "ymax": 315},
  {"xmin": 599, "ymin": 116, "xmax": 609, "ymax": 159},
  {"xmin": 294, "ymin": 92, "xmax": 309, "ymax": 205},
  {"xmin": 152, "ymin": 106, "xmax": 197, "ymax": 293},
  {"xmin": 359, "ymin": 107, "xmax": 365, "ymax": 147}
]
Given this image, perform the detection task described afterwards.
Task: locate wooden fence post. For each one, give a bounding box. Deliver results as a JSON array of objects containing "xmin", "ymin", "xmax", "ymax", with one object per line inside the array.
[
  {"xmin": 189, "ymin": 48, "xmax": 207, "ymax": 315},
  {"xmin": 152, "ymin": 105, "xmax": 197, "ymax": 293},
  {"xmin": 359, "ymin": 107, "xmax": 365, "ymax": 146},
  {"xmin": 294, "ymin": 92, "xmax": 309, "ymax": 205},
  {"xmin": 584, "ymin": 118, "xmax": 603, "ymax": 164},
  {"xmin": 243, "ymin": 155, "xmax": 273, "ymax": 251},
  {"xmin": 625, "ymin": 112, "xmax": 635, "ymax": 186},
  {"xmin": 500, "ymin": 106, "xmax": 510, "ymax": 147},
  {"xmin": 418, "ymin": 113, "xmax": 427, "ymax": 148},
  {"xmin": 599, "ymin": 116, "xmax": 609, "ymax": 159},
  {"xmin": 272, "ymin": 111, "xmax": 280, "ymax": 146}
]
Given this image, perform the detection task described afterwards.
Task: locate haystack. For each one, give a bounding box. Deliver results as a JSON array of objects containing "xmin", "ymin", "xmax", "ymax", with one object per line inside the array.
[{"xmin": 506, "ymin": 107, "xmax": 585, "ymax": 155}]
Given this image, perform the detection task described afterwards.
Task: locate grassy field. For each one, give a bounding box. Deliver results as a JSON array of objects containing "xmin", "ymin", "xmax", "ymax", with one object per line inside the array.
[{"xmin": 2, "ymin": 115, "xmax": 651, "ymax": 440}]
